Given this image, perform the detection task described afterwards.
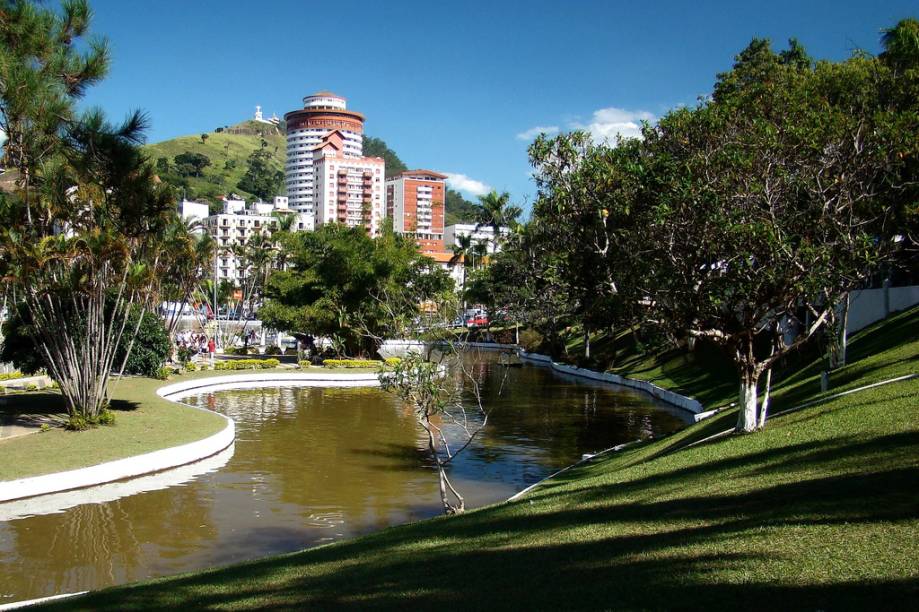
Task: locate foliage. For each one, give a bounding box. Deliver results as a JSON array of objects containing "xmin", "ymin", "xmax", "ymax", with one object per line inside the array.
[
  {"xmin": 173, "ymin": 151, "xmax": 211, "ymax": 177},
  {"xmin": 492, "ymin": 32, "xmax": 916, "ymax": 433},
  {"xmin": 212, "ymin": 358, "xmax": 279, "ymax": 370},
  {"xmin": 518, "ymin": 329, "xmax": 543, "ymax": 353},
  {"xmin": 0, "ymin": 372, "xmax": 23, "ymax": 381},
  {"xmin": 445, "ymin": 189, "xmax": 482, "ymax": 225},
  {"xmin": 113, "ymin": 307, "xmax": 171, "ymax": 377},
  {"xmin": 264, "ymin": 345, "xmax": 282, "ymax": 355},
  {"xmin": 259, "ymin": 224, "xmax": 453, "ymax": 356},
  {"xmin": 379, "ymin": 350, "xmax": 483, "ymax": 514},
  {"xmin": 155, "ymin": 366, "xmax": 171, "ymax": 380},
  {"xmin": 362, "ymin": 135, "xmax": 407, "ymax": 177},
  {"xmin": 236, "ymin": 139, "xmax": 283, "ymax": 201},
  {"xmin": 2, "ymin": 301, "xmax": 170, "ymax": 379},
  {"xmin": 320, "ymin": 359, "xmax": 384, "ymax": 368}
]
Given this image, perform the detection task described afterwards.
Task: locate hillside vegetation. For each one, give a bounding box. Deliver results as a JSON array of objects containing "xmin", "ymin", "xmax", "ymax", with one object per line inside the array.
[
  {"xmin": 44, "ymin": 307, "xmax": 919, "ymax": 610},
  {"xmin": 145, "ymin": 124, "xmax": 482, "ymax": 223}
]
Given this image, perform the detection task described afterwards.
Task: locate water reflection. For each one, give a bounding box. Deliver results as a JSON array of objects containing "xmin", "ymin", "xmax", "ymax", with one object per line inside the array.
[{"xmin": 0, "ymin": 356, "xmax": 690, "ymax": 605}]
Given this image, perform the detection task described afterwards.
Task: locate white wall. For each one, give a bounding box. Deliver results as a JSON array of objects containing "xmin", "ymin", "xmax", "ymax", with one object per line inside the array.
[{"xmin": 848, "ymin": 285, "xmax": 919, "ymax": 333}]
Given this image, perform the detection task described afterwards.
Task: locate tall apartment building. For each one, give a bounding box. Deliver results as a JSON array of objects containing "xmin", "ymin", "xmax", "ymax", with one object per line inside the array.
[
  {"xmin": 312, "ymin": 131, "xmax": 386, "ymax": 236},
  {"xmin": 284, "ymin": 91, "xmax": 365, "ymax": 216},
  {"xmin": 385, "ymin": 170, "xmax": 447, "ymax": 254}
]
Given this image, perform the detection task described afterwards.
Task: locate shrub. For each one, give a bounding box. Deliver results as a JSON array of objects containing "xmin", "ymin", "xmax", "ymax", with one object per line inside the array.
[
  {"xmin": 223, "ymin": 346, "xmax": 238, "ymax": 356},
  {"xmin": 264, "ymin": 345, "xmax": 281, "ymax": 355},
  {"xmin": 39, "ymin": 423, "xmax": 50, "ymax": 433},
  {"xmin": 384, "ymin": 357, "xmax": 401, "ymax": 366},
  {"xmin": 24, "ymin": 383, "xmax": 38, "ymax": 392},
  {"xmin": 322, "ymin": 359, "xmax": 383, "ymax": 369},
  {"xmin": 519, "ymin": 329, "xmax": 544, "ymax": 353},
  {"xmin": 213, "ymin": 358, "xmax": 279, "ymax": 371},
  {"xmin": 66, "ymin": 414, "xmax": 89, "ymax": 430},
  {"xmin": 185, "ymin": 362, "xmax": 197, "ymax": 372},
  {"xmin": 0, "ymin": 371, "xmax": 23, "ymax": 381},
  {"xmin": 114, "ymin": 308, "xmax": 171, "ymax": 377},
  {"xmin": 155, "ymin": 366, "xmax": 171, "ymax": 380},
  {"xmin": 283, "ymin": 347, "xmax": 299, "ymax": 356},
  {"xmin": 97, "ymin": 409, "xmax": 116, "ymax": 426}
]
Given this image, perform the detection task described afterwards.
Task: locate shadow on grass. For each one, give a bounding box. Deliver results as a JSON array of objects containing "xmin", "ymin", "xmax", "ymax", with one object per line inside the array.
[
  {"xmin": 109, "ymin": 398, "xmax": 141, "ymax": 412},
  {"xmin": 0, "ymin": 392, "xmax": 66, "ymax": 417},
  {"xmin": 49, "ymin": 420, "xmax": 919, "ymax": 611}
]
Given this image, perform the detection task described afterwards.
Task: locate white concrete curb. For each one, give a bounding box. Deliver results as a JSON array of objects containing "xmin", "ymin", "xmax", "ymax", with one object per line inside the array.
[
  {"xmin": 157, "ymin": 372, "xmax": 381, "ymax": 399},
  {"xmin": 517, "ymin": 350, "xmax": 705, "ymax": 414},
  {"xmin": 0, "ymin": 372, "xmax": 381, "ymax": 504}
]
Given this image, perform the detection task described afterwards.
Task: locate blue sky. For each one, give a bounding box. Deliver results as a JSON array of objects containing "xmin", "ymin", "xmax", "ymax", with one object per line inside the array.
[{"xmin": 83, "ymin": 0, "xmax": 914, "ymax": 210}]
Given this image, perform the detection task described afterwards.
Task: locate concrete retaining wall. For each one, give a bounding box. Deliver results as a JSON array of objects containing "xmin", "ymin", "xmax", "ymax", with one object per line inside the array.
[
  {"xmin": 517, "ymin": 350, "xmax": 704, "ymax": 415},
  {"xmin": 380, "ymin": 339, "xmax": 517, "ymax": 358},
  {"xmin": 0, "ymin": 414, "xmax": 234, "ymax": 503},
  {"xmin": 157, "ymin": 372, "xmax": 380, "ymax": 400}
]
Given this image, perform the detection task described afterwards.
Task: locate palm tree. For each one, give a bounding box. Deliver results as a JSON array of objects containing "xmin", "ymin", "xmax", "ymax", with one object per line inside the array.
[
  {"xmin": 475, "ymin": 190, "xmax": 522, "ymax": 252},
  {"xmin": 270, "ymin": 211, "xmax": 297, "ymax": 269},
  {"xmin": 881, "ymin": 18, "xmax": 919, "ymax": 71},
  {"xmin": 447, "ymin": 234, "xmax": 472, "ymax": 290}
]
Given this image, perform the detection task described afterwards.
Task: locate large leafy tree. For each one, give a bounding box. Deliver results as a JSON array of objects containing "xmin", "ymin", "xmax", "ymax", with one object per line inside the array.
[
  {"xmin": 259, "ymin": 224, "xmax": 452, "ymax": 356},
  {"xmin": 639, "ymin": 40, "xmax": 909, "ymax": 432},
  {"xmin": 0, "ymin": 0, "xmax": 175, "ymax": 423}
]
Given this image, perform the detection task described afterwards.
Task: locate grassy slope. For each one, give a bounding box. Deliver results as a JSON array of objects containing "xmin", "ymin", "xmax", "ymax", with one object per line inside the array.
[
  {"xmin": 0, "ymin": 367, "xmax": 364, "ymax": 481},
  {"xmin": 47, "ymin": 307, "xmax": 919, "ymax": 610},
  {"xmin": 143, "ymin": 122, "xmax": 286, "ymax": 202}
]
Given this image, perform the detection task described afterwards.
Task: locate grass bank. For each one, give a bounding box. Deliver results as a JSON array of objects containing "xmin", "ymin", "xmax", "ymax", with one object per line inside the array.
[
  {"xmin": 44, "ymin": 307, "xmax": 919, "ymax": 610},
  {"xmin": 0, "ymin": 367, "xmax": 366, "ymax": 482}
]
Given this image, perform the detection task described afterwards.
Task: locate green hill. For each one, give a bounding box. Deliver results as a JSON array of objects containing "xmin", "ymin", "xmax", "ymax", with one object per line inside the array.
[
  {"xmin": 145, "ymin": 123, "xmax": 481, "ymax": 223},
  {"xmin": 144, "ymin": 121, "xmax": 286, "ymax": 207}
]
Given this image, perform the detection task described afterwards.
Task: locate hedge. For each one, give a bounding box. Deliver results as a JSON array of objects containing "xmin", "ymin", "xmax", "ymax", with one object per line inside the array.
[
  {"xmin": 319, "ymin": 359, "xmax": 384, "ymax": 369},
  {"xmin": 214, "ymin": 359, "xmax": 280, "ymax": 371},
  {"xmin": 0, "ymin": 371, "xmax": 23, "ymax": 381}
]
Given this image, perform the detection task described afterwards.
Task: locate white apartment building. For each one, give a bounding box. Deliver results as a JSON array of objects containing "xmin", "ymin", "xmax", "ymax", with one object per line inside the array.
[
  {"xmin": 284, "ymin": 91, "xmax": 365, "ymax": 217},
  {"xmin": 180, "ymin": 197, "xmax": 310, "ymax": 283},
  {"xmin": 312, "ymin": 131, "xmax": 385, "ymax": 236},
  {"xmin": 444, "ymin": 223, "xmax": 511, "ymax": 255}
]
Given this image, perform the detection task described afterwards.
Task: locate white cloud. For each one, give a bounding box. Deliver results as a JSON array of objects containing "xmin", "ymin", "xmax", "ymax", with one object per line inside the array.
[
  {"xmin": 515, "ymin": 125, "xmax": 560, "ymax": 141},
  {"xmin": 571, "ymin": 107, "xmax": 655, "ymax": 144},
  {"xmin": 445, "ymin": 173, "xmax": 491, "ymax": 197}
]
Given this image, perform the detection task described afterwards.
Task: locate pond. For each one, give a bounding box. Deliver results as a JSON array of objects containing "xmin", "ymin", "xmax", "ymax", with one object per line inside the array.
[{"xmin": 0, "ymin": 353, "xmax": 691, "ymax": 605}]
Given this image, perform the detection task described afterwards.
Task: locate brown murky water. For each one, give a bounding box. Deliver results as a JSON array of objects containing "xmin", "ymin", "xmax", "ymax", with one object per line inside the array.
[{"xmin": 0, "ymin": 356, "xmax": 690, "ymax": 604}]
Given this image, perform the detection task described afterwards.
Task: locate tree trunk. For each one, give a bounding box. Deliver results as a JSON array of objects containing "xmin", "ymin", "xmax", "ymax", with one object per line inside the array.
[
  {"xmin": 584, "ymin": 329, "xmax": 590, "ymax": 359},
  {"xmin": 736, "ymin": 366, "xmax": 760, "ymax": 433}
]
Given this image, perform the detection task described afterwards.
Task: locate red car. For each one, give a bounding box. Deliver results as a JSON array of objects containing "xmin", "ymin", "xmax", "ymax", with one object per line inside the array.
[{"xmin": 467, "ymin": 315, "xmax": 489, "ymax": 327}]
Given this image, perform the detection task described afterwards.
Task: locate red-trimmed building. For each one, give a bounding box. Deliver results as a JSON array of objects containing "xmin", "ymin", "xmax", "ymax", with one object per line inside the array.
[
  {"xmin": 285, "ymin": 91, "xmax": 366, "ymax": 217},
  {"xmin": 385, "ymin": 170, "xmax": 447, "ymax": 254},
  {"xmin": 312, "ymin": 131, "xmax": 385, "ymax": 236}
]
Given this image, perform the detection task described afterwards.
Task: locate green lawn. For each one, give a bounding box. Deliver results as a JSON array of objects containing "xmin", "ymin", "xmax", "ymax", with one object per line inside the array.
[
  {"xmin": 0, "ymin": 367, "xmax": 378, "ymax": 481},
  {"xmin": 43, "ymin": 307, "xmax": 919, "ymax": 610}
]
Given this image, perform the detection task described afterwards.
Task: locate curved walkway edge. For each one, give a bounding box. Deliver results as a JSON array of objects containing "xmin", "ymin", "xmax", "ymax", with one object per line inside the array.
[
  {"xmin": 517, "ymin": 350, "xmax": 705, "ymax": 415},
  {"xmin": 0, "ymin": 371, "xmax": 381, "ymax": 504}
]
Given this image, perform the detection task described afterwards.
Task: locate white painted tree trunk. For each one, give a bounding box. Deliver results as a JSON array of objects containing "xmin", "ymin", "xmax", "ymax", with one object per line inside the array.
[{"xmin": 736, "ymin": 373, "xmax": 759, "ymax": 433}]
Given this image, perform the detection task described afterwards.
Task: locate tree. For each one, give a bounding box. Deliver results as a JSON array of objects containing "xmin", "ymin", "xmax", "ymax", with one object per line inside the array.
[
  {"xmin": 362, "ymin": 135, "xmax": 407, "ymax": 177},
  {"xmin": 259, "ymin": 224, "xmax": 452, "ymax": 356},
  {"xmin": 639, "ymin": 40, "xmax": 907, "ymax": 432},
  {"xmin": 174, "ymin": 151, "xmax": 210, "ymax": 177},
  {"xmin": 475, "ymin": 190, "xmax": 521, "ymax": 252},
  {"xmin": 380, "ymin": 350, "xmax": 489, "ymax": 515},
  {"xmin": 200, "ymin": 133, "xmax": 208, "ymax": 144},
  {"xmin": 881, "ymin": 17, "xmax": 919, "ymax": 72},
  {"xmin": 237, "ymin": 139, "xmax": 282, "ymax": 201},
  {"xmin": 0, "ymin": 0, "xmax": 175, "ymax": 425}
]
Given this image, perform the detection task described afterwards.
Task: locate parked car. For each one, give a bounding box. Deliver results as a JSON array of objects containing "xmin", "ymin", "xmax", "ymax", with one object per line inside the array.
[{"xmin": 467, "ymin": 315, "xmax": 489, "ymax": 328}]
